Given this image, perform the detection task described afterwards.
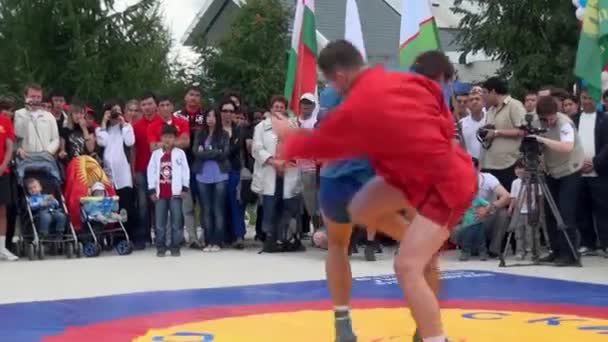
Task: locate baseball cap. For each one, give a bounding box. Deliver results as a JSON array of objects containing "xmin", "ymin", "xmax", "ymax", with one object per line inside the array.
[
  {"xmin": 91, "ymin": 182, "xmax": 105, "ymax": 192},
  {"xmin": 299, "ymin": 92, "xmax": 317, "ymax": 104}
]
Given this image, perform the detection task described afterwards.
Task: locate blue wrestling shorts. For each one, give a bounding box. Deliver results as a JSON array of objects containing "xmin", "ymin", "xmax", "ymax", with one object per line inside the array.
[{"xmin": 319, "ymin": 176, "xmax": 366, "ymax": 224}]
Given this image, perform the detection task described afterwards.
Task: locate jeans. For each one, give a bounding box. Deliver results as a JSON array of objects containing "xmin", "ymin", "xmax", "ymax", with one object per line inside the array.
[
  {"xmin": 262, "ymin": 177, "xmax": 301, "ymax": 241},
  {"xmin": 513, "ymin": 213, "xmax": 540, "ymax": 254},
  {"xmin": 154, "ymin": 197, "xmax": 183, "ymax": 251},
  {"xmin": 182, "ymin": 190, "xmax": 197, "ymax": 244},
  {"xmin": 450, "ymin": 208, "xmax": 510, "ymax": 255},
  {"xmin": 198, "ymin": 181, "xmax": 227, "ymax": 246},
  {"xmin": 135, "ymin": 172, "xmax": 151, "ymax": 245},
  {"xmin": 300, "ymin": 170, "xmax": 319, "ymax": 216},
  {"xmin": 545, "ymin": 172, "xmax": 581, "ymax": 259},
  {"xmin": 37, "ymin": 209, "xmax": 67, "ymax": 237},
  {"xmin": 460, "ymin": 223, "xmax": 486, "ymax": 255},
  {"xmin": 578, "ymin": 176, "xmax": 608, "ymax": 249},
  {"xmin": 227, "ymin": 168, "xmax": 246, "ymax": 240}
]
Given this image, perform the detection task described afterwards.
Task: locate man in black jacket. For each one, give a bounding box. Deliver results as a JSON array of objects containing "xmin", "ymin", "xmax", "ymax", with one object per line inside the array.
[{"xmin": 574, "ymin": 89, "xmax": 608, "ymax": 256}]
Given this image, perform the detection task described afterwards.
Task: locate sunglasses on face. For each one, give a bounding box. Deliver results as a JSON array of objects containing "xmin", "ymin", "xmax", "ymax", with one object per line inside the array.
[{"xmin": 221, "ymin": 109, "xmax": 235, "ymax": 113}]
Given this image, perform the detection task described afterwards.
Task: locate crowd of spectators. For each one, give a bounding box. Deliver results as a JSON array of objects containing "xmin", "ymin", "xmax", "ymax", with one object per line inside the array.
[{"xmin": 0, "ymin": 76, "xmax": 605, "ymax": 265}]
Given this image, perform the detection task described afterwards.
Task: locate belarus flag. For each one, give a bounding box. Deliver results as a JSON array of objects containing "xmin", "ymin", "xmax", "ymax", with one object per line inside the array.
[
  {"xmin": 399, "ymin": 0, "xmax": 441, "ymax": 67},
  {"xmin": 284, "ymin": 0, "xmax": 318, "ymax": 115}
]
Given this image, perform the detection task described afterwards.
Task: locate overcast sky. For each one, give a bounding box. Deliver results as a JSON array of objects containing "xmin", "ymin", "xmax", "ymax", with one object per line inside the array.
[{"xmin": 116, "ymin": 0, "xmax": 201, "ymax": 62}]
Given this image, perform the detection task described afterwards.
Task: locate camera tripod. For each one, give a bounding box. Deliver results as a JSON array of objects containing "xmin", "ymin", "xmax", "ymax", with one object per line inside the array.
[{"xmin": 499, "ymin": 169, "xmax": 582, "ymax": 267}]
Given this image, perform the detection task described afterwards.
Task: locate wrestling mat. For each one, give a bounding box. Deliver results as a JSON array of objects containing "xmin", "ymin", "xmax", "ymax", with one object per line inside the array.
[{"xmin": 1, "ymin": 270, "xmax": 607, "ymax": 341}]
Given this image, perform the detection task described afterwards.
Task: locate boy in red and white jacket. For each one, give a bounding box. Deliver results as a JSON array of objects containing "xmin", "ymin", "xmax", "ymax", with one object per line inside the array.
[{"xmin": 147, "ymin": 124, "xmax": 190, "ymax": 257}]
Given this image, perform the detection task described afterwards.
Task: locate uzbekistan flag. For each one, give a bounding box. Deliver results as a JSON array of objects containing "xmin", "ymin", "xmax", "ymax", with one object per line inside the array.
[
  {"xmin": 399, "ymin": 0, "xmax": 441, "ymax": 67},
  {"xmin": 284, "ymin": 0, "xmax": 318, "ymax": 115},
  {"xmin": 575, "ymin": 0, "xmax": 608, "ymax": 101}
]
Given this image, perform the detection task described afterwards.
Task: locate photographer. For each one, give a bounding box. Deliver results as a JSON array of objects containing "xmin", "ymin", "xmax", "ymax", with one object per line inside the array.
[
  {"xmin": 479, "ymin": 77, "xmax": 526, "ymax": 191},
  {"xmin": 96, "ymin": 101, "xmax": 136, "ymax": 246},
  {"xmin": 532, "ymin": 96, "xmax": 584, "ymax": 266}
]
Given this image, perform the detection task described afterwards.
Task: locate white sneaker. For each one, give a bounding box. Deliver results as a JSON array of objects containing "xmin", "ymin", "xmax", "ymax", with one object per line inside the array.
[
  {"xmin": 202, "ymin": 246, "xmax": 211, "ymax": 253},
  {"xmin": 0, "ymin": 248, "xmax": 18, "ymax": 261},
  {"xmin": 212, "ymin": 245, "xmax": 221, "ymax": 252}
]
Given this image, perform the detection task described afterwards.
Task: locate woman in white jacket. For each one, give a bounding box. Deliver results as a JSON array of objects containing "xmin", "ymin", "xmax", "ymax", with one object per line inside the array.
[{"xmin": 252, "ymin": 96, "xmax": 302, "ymax": 251}]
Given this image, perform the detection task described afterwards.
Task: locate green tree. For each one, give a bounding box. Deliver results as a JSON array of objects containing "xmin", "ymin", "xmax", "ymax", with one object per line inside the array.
[
  {"xmin": 0, "ymin": 0, "xmax": 175, "ymax": 107},
  {"xmin": 453, "ymin": 0, "xmax": 579, "ymax": 96},
  {"xmin": 191, "ymin": 0, "xmax": 290, "ymax": 107}
]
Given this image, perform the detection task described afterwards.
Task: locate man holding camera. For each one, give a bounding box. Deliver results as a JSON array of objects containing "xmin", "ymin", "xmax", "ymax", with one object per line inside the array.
[
  {"xmin": 532, "ymin": 96, "xmax": 584, "ymax": 266},
  {"xmin": 479, "ymin": 77, "xmax": 526, "ymax": 191}
]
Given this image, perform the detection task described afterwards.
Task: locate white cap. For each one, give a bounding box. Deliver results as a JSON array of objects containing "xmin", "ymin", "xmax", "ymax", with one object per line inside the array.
[
  {"xmin": 91, "ymin": 182, "xmax": 105, "ymax": 192},
  {"xmin": 299, "ymin": 93, "xmax": 316, "ymax": 104}
]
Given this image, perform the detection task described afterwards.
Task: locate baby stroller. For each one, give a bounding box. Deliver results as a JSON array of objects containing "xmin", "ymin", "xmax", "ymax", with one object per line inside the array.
[
  {"xmin": 65, "ymin": 156, "xmax": 132, "ymax": 257},
  {"xmin": 13, "ymin": 154, "xmax": 80, "ymax": 260}
]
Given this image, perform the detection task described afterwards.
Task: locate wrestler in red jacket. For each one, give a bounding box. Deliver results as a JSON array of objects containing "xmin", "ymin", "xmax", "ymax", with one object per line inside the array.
[{"xmin": 273, "ymin": 41, "xmax": 475, "ymax": 342}]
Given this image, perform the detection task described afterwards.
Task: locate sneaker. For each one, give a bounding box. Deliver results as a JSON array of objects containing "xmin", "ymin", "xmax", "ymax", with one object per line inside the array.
[
  {"xmin": 459, "ymin": 251, "xmax": 470, "ymax": 261},
  {"xmin": 170, "ymin": 249, "xmax": 181, "ymax": 257},
  {"xmin": 202, "ymin": 246, "xmax": 211, "ymax": 252},
  {"xmin": 515, "ymin": 253, "xmax": 526, "ymax": 261},
  {"xmin": 0, "ymin": 248, "xmax": 18, "ymax": 261},
  {"xmin": 479, "ymin": 251, "xmax": 489, "ymax": 261},
  {"xmin": 156, "ymin": 249, "xmax": 166, "ymax": 257},
  {"xmin": 188, "ymin": 241, "xmax": 202, "ymax": 250},
  {"xmin": 211, "ymin": 245, "xmax": 221, "ymax": 252},
  {"xmin": 234, "ymin": 237, "xmax": 245, "ymax": 250}
]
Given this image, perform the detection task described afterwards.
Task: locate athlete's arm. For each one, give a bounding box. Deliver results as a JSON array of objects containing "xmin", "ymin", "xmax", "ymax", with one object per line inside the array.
[{"xmin": 279, "ymin": 94, "xmax": 375, "ymax": 161}]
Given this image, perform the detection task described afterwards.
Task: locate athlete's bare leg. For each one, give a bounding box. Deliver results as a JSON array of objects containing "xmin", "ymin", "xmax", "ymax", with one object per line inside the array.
[
  {"xmin": 324, "ymin": 215, "xmax": 357, "ymax": 342},
  {"xmin": 349, "ymin": 176, "xmax": 449, "ymax": 340}
]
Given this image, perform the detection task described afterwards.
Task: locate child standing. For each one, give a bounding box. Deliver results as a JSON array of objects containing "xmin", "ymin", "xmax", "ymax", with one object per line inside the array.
[
  {"xmin": 459, "ymin": 187, "xmax": 490, "ymax": 261},
  {"xmin": 26, "ymin": 178, "xmax": 67, "ymax": 238},
  {"xmin": 509, "ymin": 160, "xmax": 542, "ymax": 260},
  {"xmin": 147, "ymin": 124, "xmax": 190, "ymax": 257}
]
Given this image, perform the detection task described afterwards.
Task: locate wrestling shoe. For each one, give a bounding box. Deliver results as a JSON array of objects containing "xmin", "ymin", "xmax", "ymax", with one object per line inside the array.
[
  {"xmin": 335, "ymin": 310, "xmax": 357, "ymax": 342},
  {"xmin": 335, "ymin": 320, "xmax": 357, "ymax": 342}
]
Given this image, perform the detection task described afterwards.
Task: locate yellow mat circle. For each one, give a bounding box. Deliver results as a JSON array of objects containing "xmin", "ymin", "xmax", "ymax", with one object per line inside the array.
[{"xmin": 135, "ymin": 308, "xmax": 608, "ymax": 341}]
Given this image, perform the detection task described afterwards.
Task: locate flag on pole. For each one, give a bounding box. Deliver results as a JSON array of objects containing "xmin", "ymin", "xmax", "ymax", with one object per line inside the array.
[
  {"xmin": 399, "ymin": 0, "xmax": 441, "ymax": 67},
  {"xmin": 574, "ymin": 0, "xmax": 608, "ymax": 101},
  {"xmin": 284, "ymin": 0, "xmax": 318, "ymax": 115},
  {"xmin": 345, "ymin": 0, "xmax": 367, "ymax": 60}
]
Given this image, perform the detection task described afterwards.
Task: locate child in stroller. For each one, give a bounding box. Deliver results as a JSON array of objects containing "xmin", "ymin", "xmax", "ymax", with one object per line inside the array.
[
  {"xmin": 25, "ymin": 177, "xmax": 67, "ymax": 238},
  {"xmin": 81, "ymin": 182, "xmax": 127, "ymax": 224},
  {"xmin": 65, "ymin": 155, "xmax": 132, "ymax": 257},
  {"xmin": 14, "ymin": 158, "xmax": 79, "ymax": 260}
]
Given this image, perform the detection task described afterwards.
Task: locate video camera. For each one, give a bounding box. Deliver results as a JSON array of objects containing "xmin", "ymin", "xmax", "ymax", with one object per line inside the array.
[{"xmin": 518, "ymin": 114, "xmax": 547, "ymax": 171}]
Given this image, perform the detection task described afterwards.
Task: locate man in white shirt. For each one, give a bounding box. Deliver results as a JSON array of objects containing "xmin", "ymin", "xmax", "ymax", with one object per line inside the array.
[
  {"xmin": 96, "ymin": 103, "xmax": 137, "ymax": 246},
  {"xmin": 14, "ymin": 84, "xmax": 60, "ymax": 158},
  {"xmin": 451, "ymin": 158, "xmax": 511, "ymax": 256},
  {"xmin": 573, "ymin": 90, "xmax": 608, "ymax": 256},
  {"xmin": 460, "ymin": 91, "xmax": 485, "ymax": 158}
]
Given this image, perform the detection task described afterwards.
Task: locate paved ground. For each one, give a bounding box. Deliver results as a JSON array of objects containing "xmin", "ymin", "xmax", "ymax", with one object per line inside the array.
[{"xmin": 2, "ymin": 245, "xmax": 607, "ymax": 305}]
